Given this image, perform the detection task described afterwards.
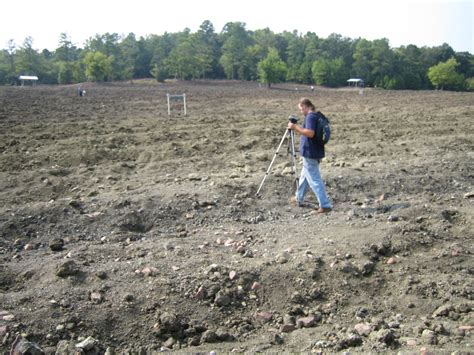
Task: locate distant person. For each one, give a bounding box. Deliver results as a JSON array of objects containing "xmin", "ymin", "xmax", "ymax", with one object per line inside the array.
[
  {"xmin": 78, "ymin": 85, "xmax": 85, "ymax": 97},
  {"xmin": 288, "ymin": 97, "xmax": 332, "ymax": 213}
]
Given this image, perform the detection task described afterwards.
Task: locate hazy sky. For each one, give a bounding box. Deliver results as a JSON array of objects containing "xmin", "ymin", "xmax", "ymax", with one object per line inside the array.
[{"xmin": 1, "ymin": 0, "xmax": 472, "ymax": 53}]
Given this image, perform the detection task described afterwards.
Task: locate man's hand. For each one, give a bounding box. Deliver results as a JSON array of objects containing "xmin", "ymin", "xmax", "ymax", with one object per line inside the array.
[{"xmin": 288, "ymin": 121, "xmax": 297, "ymax": 130}]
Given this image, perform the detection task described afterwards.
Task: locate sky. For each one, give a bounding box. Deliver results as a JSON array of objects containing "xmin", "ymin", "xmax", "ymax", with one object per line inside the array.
[{"xmin": 1, "ymin": 0, "xmax": 472, "ymax": 53}]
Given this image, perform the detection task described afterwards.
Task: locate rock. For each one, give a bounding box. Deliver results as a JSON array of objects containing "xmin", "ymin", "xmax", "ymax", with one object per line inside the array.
[
  {"xmin": 55, "ymin": 340, "xmax": 75, "ymax": 355},
  {"xmin": 214, "ymin": 291, "xmax": 231, "ymax": 306},
  {"xmin": 464, "ymin": 191, "xmax": 474, "ymax": 199},
  {"xmin": 270, "ymin": 333, "xmax": 284, "ymax": 345},
  {"xmin": 422, "ymin": 329, "xmax": 437, "ymax": 344},
  {"xmin": 361, "ymin": 261, "xmax": 375, "ymax": 275},
  {"xmin": 255, "ymin": 311, "xmax": 273, "ymax": 323},
  {"xmin": 280, "ymin": 324, "xmax": 296, "ymax": 333},
  {"xmin": 201, "ymin": 330, "xmax": 219, "ymax": 343},
  {"xmin": 195, "ymin": 286, "xmax": 206, "ymax": 300},
  {"xmin": 229, "ymin": 270, "xmax": 238, "ymax": 281},
  {"xmin": 251, "ymin": 282, "xmax": 261, "ymax": 291},
  {"xmin": 0, "ymin": 325, "xmax": 8, "ymax": 337},
  {"xmin": 386, "ymin": 257, "xmax": 398, "ymax": 265},
  {"xmin": 159, "ymin": 312, "xmax": 181, "ymax": 332},
  {"xmin": 10, "ymin": 335, "xmax": 44, "ymax": 355},
  {"xmin": 163, "ymin": 337, "xmax": 175, "ymax": 348},
  {"xmin": 370, "ymin": 329, "xmax": 395, "ymax": 345},
  {"xmin": 387, "ymin": 215, "xmax": 399, "ymax": 222},
  {"xmin": 432, "ymin": 304, "xmax": 454, "ymax": 317},
  {"xmin": 141, "ymin": 267, "xmax": 159, "ymax": 277},
  {"xmin": 75, "ymin": 336, "xmax": 98, "ymax": 351},
  {"xmin": 354, "ymin": 322, "xmax": 372, "ymax": 336},
  {"xmin": 56, "ymin": 260, "xmax": 80, "ymax": 277},
  {"xmin": 90, "ymin": 292, "xmax": 103, "ymax": 303},
  {"xmin": 49, "ymin": 238, "xmax": 65, "ymax": 251},
  {"xmin": 296, "ymin": 316, "xmax": 317, "ymax": 328},
  {"xmin": 96, "ymin": 271, "xmax": 107, "ymax": 279}
]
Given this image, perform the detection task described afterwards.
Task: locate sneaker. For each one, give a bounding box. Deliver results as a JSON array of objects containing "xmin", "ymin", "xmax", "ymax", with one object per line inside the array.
[{"xmin": 315, "ymin": 207, "xmax": 332, "ymax": 214}]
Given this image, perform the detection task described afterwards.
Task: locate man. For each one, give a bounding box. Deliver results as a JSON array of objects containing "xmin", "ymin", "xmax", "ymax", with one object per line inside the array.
[{"xmin": 288, "ymin": 98, "xmax": 332, "ymax": 213}]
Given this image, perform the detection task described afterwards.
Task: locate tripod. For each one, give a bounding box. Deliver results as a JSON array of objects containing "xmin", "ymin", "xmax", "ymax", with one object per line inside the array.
[{"xmin": 256, "ymin": 127, "xmax": 298, "ymax": 196}]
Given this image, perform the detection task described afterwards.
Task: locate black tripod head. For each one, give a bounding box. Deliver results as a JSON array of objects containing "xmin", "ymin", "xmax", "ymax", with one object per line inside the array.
[{"xmin": 288, "ymin": 115, "xmax": 298, "ymax": 124}]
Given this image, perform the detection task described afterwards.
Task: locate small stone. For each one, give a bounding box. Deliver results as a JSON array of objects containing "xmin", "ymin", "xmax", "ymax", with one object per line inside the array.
[
  {"xmin": 75, "ymin": 336, "xmax": 98, "ymax": 351},
  {"xmin": 229, "ymin": 270, "xmax": 237, "ymax": 281},
  {"xmin": 141, "ymin": 267, "xmax": 158, "ymax": 277},
  {"xmin": 0, "ymin": 325, "xmax": 8, "ymax": 337},
  {"xmin": 124, "ymin": 294, "xmax": 134, "ymax": 302},
  {"xmin": 56, "ymin": 260, "xmax": 80, "ymax": 277},
  {"xmin": 201, "ymin": 330, "xmax": 219, "ymax": 343},
  {"xmin": 90, "ymin": 292, "xmax": 103, "ymax": 303},
  {"xmin": 387, "ymin": 215, "xmax": 399, "ymax": 222},
  {"xmin": 24, "ymin": 243, "xmax": 35, "ymax": 251},
  {"xmin": 195, "ymin": 286, "xmax": 206, "ymax": 300},
  {"xmin": 280, "ymin": 324, "xmax": 296, "ymax": 333},
  {"xmin": 163, "ymin": 337, "xmax": 175, "ymax": 348},
  {"xmin": 422, "ymin": 329, "xmax": 437, "ymax": 344},
  {"xmin": 251, "ymin": 282, "xmax": 261, "ymax": 291},
  {"xmin": 432, "ymin": 304, "xmax": 454, "ymax": 317},
  {"xmin": 386, "ymin": 257, "xmax": 397, "ymax": 265},
  {"xmin": 255, "ymin": 312, "xmax": 273, "ymax": 323},
  {"xmin": 354, "ymin": 322, "xmax": 372, "ymax": 336},
  {"xmin": 49, "ymin": 238, "xmax": 65, "ymax": 251},
  {"xmin": 214, "ymin": 291, "xmax": 231, "ymax": 306},
  {"xmin": 296, "ymin": 316, "xmax": 316, "ymax": 328}
]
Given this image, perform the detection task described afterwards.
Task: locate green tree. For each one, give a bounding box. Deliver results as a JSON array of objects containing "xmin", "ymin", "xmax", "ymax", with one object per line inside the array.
[
  {"xmin": 16, "ymin": 37, "xmax": 41, "ymax": 76},
  {"xmin": 83, "ymin": 51, "xmax": 113, "ymax": 82},
  {"xmin": 284, "ymin": 31, "xmax": 305, "ymax": 82},
  {"xmin": 219, "ymin": 22, "xmax": 252, "ymax": 80},
  {"xmin": 257, "ymin": 47, "xmax": 287, "ymax": 88},
  {"xmin": 312, "ymin": 57, "xmax": 348, "ymax": 87},
  {"xmin": 428, "ymin": 57, "xmax": 465, "ymax": 90}
]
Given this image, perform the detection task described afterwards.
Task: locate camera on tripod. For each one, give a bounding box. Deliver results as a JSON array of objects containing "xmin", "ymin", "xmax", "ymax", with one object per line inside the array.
[{"xmin": 288, "ymin": 115, "xmax": 298, "ymax": 124}]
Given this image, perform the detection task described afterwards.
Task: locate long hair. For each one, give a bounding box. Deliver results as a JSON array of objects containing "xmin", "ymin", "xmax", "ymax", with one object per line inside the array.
[{"xmin": 299, "ymin": 97, "xmax": 316, "ymax": 111}]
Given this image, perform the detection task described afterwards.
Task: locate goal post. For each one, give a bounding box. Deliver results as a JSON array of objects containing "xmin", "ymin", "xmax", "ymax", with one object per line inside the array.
[{"xmin": 166, "ymin": 93, "xmax": 187, "ymax": 116}]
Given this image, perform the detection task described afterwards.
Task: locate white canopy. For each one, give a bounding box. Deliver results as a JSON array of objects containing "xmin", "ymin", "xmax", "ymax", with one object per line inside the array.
[{"xmin": 19, "ymin": 75, "xmax": 39, "ymax": 80}]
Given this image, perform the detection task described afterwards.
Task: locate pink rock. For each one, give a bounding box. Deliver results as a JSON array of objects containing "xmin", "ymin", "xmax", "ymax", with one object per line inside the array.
[
  {"xmin": 406, "ymin": 339, "xmax": 417, "ymax": 346},
  {"xmin": 296, "ymin": 316, "xmax": 316, "ymax": 328},
  {"xmin": 24, "ymin": 243, "xmax": 35, "ymax": 251},
  {"xmin": 142, "ymin": 267, "xmax": 158, "ymax": 277},
  {"xmin": 251, "ymin": 282, "xmax": 261, "ymax": 291},
  {"xmin": 354, "ymin": 322, "xmax": 372, "ymax": 336},
  {"xmin": 255, "ymin": 312, "xmax": 273, "ymax": 323},
  {"xmin": 0, "ymin": 325, "xmax": 7, "ymax": 337},
  {"xmin": 386, "ymin": 257, "xmax": 397, "ymax": 264},
  {"xmin": 459, "ymin": 325, "xmax": 474, "ymax": 331},
  {"xmin": 229, "ymin": 271, "xmax": 237, "ymax": 281}
]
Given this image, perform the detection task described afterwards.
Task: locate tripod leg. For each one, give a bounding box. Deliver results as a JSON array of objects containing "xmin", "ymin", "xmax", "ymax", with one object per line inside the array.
[
  {"xmin": 256, "ymin": 129, "xmax": 290, "ymax": 196},
  {"xmin": 289, "ymin": 130, "xmax": 299, "ymax": 193}
]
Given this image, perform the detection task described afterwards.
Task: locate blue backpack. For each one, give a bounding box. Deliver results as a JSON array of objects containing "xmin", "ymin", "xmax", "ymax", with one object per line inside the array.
[{"xmin": 315, "ymin": 111, "xmax": 331, "ymax": 145}]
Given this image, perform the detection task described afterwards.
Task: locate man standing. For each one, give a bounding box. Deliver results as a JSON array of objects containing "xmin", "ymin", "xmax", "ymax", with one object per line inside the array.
[{"xmin": 288, "ymin": 98, "xmax": 332, "ymax": 213}]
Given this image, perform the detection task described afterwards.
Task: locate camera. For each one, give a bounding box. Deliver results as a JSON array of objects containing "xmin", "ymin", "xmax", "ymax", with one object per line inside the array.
[{"xmin": 288, "ymin": 115, "xmax": 298, "ymax": 124}]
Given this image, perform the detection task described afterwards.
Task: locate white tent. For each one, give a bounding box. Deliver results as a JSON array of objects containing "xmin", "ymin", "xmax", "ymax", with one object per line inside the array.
[
  {"xmin": 19, "ymin": 75, "xmax": 39, "ymax": 86},
  {"xmin": 347, "ymin": 78, "xmax": 364, "ymax": 87}
]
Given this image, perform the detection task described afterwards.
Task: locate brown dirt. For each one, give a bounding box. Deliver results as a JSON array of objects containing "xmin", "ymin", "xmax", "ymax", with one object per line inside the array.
[{"xmin": 0, "ymin": 80, "xmax": 473, "ymax": 354}]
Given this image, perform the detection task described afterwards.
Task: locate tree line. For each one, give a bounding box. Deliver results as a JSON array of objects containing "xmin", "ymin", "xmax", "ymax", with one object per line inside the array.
[{"xmin": 1, "ymin": 20, "xmax": 473, "ymax": 90}]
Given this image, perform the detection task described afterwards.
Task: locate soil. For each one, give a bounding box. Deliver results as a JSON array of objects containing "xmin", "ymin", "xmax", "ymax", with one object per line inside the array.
[{"xmin": 0, "ymin": 80, "xmax": 473, "ymax": 354}]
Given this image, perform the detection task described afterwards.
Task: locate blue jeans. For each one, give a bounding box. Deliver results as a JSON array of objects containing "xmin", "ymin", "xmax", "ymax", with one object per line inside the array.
[{"xmin": 296, "ymin": 157, "xmax": 332, "ymax": 208}]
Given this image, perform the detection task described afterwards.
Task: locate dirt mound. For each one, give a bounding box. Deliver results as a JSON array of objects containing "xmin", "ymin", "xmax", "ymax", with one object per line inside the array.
[{"xmin": 0, "ymin": 81, "xmax": 473, "ymax": 354}]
